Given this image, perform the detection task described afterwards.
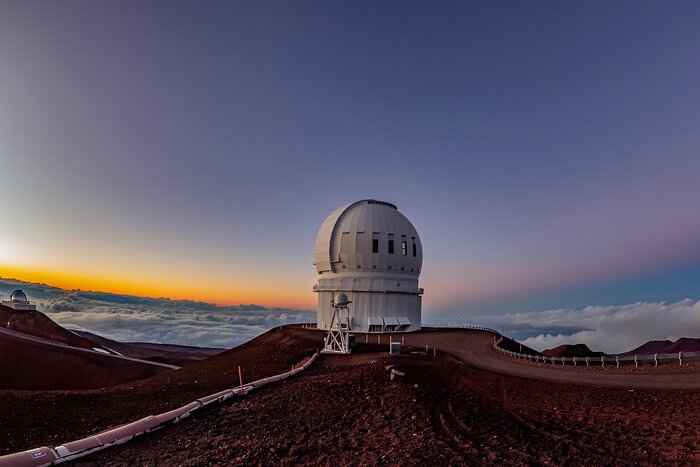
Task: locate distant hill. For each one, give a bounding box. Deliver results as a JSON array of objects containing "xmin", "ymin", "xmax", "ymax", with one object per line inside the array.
[
  {"xmin": 0, "ymin": 304, "xmax": 173, "ymax": 390},
  {"xmin": 0, "ymin": 304, "xmax": 111, "ymax": 352},
  {"xmin": 542, "ymin": 344, "xmax": 607, "ymax": 358},
  {"xmin": 74, "ymin": 330, "xmax": 224, "ymax": 367},
  {"xmin": 622, "ymin": 338, "xmax": 700, "ymax": 356}
]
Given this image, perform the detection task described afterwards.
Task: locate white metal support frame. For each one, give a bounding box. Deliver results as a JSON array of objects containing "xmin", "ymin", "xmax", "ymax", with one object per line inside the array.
[{"xmin": 322, "ymin": 294, "xmax": 352, "ymax": 354}]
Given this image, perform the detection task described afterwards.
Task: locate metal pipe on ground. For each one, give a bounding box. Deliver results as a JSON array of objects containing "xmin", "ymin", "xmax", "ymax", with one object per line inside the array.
[{"xmin": 0, "ymin": 353, "xmax": 319, "ymax": 467}]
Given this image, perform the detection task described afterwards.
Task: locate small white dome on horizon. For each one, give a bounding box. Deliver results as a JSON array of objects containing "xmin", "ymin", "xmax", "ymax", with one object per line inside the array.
[{"xmin": 10, "ymin": 290, "xmax": 28, "ymax": 303}]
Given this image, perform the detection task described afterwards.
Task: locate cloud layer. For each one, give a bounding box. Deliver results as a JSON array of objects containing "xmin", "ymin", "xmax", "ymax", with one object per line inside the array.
[
  {"xmin": 467, "ymin": 299, "xmax": 700, "ymax": 354},
  {"xmin": 6, "ymin": 277, "xmax": 700, "ymax": 354},
  {"xmin": 0, "ymin": 278, "xmax": 314, "ymax": 348}
]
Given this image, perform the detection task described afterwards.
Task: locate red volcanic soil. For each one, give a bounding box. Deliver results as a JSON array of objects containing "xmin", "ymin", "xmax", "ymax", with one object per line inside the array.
[
  {"xmin": 0, "ymin": 304, "xmax": 186, "ymax": 390},
  {"xmin": 74, "ymin": 330, "xmax": 224, "ymax": 367},
  {"xmin": 543, "ymin": 343, "xmax": 607, "ymax": 358},
  {"xmin": 5, "ymin": 328, "xmax": 700, "ymax": 465},
  {"xmin": 0, "ymin": 328, "xmax": 172, "ymax": 390},
  {"xmin": 0, "ymin": 304, "xmax": 109, "ymax": 351},
  {"xmin": 623, "ymin": 339, "xmax": 674, "ymax": 356},
  {"xmin": 0, "ymin": 304, "xmax": 220, "ymax": 390},
  {"xmin": 0, "ymin": 326, "xmax": 322, "ymax": 456},
  {"xmin": 78, "ymin": 339, "xmax": 700, "ymax": 465},
  {"xmin": 666, "ymin": 338, "xmax": 700, "ymax": 353},
  {"xmin": 623, "ymin": 338, "xmax": 700, "ymax": 356}
]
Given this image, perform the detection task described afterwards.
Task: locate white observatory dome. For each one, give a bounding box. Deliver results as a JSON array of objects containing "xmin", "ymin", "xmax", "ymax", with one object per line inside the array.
[
  {"xmin": 314, "ymin": 199, "xmax": 423, "ymax": 275},
  {"xmin": 313, "ymin": 199, "xmax": 423, "ymax": 333},
  {"xmin": 10, "ymin": 290, "xmax": 28, "ymax": 303}
]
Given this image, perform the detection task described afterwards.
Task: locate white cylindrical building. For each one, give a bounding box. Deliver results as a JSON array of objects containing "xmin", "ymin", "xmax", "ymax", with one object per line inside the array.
[{"xmin": 313, "ymin": 199, "xmax": 423, "ymax": 333}]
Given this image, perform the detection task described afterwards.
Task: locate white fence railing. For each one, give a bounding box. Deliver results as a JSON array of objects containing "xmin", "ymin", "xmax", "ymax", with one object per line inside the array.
[
  {"xmin": 436, "ymin": 326, "xmax": 698, "ymax": 368},
  {"xmin": 422, "ymin": 324, "xmax": 501, "ymax": 334},
  {"xmin": 493, "ymin": 338, "xmax": 697, "ymax": 367}
]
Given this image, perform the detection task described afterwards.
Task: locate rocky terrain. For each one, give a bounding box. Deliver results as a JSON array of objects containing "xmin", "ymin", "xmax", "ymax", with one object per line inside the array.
[
  {"xmin": 4, "ymin": 317, "xmax": 700, "ymax": 465},
  {"xmin": 77, "ymin": 339, "xmax": 700, "ymax": 465}
]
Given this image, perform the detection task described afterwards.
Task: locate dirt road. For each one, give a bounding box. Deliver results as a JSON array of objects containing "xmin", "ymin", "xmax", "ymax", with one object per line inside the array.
[{"xmin": 392, "ymin": 329, "xmax": 700, "ymax": 389}]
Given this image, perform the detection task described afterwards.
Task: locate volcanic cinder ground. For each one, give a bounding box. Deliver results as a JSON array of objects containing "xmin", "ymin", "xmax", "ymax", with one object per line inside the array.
[{"xmin": 4, "ymin": 316, "xmax": 700, "ymax": 465}]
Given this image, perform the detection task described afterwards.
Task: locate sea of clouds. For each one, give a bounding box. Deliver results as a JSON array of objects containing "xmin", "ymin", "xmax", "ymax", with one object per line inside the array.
[
  {"xmin": 5, "ymin": 277, "xmax": 700, "ymax": 353},
  {"xmin": 466, "ymin": 299, "xmax": 700, "ymax": 354},
  {"xmin": 0, "ymin": 278, "xmax": 315, "ymax": 348}
]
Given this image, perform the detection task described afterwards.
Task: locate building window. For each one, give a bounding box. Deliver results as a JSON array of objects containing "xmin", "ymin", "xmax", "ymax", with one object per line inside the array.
[
  {"xmin": 369, "ymin": 325, "xmax": 382, "ymax": 333},
  {"xmin": 372, "ymin": 239, "xmax": 379, "ymax": 253},
  {"xmin": 388, "ymin": 239, "xmax": 394, "ymax": 254},
  {"xmin": 413, "ymin": 243, "xmax": 417, "ymax": 257},
  {"xmin": 401, "ymin": 241, "xmax": 407, "ymax": 255}
]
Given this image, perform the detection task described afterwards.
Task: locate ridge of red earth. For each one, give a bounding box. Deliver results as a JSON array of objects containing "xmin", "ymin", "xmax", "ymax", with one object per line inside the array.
[
  {"xmin": 0, "ymin": 304, "xmax": 109, "ymax": 352},
  {"xmin": 665, "ymin": 337, "xmax": 700, "ymax": 353},
  {"xmin": 0, "ymin": 304, "xmax": 191, "ymax": 390},
  {"xmin": 0, "ymin": 326, "xmax": 324, "ymax": 456},
  {"xmin": 542, "ymin": 343, "xmax": 607, "ymax": 358},
  {"xmin": 9, "ymin": 327, "xmax": 700, "ymax": 464},
  {"xmin": 622, "ymin": 337, "xmax": 700, "ymax": 356},
  {"xmin": 73, "ymin": 330, "xmax": 224, "ymax": 367},
  {"xmin": 65, "ymin": 331, "xmax": 700, "ymax": 465},
  {"xmin": 0, "ymin": 328, "xmax": 173, "ymax": 390}
]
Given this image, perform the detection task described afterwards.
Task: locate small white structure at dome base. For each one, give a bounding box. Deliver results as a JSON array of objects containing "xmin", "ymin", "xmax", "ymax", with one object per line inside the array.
[
  {"xmin": 322, "ymin": 293, "xmax": 353, "ymax": 354},
  {"xmin": 1, "ymin": 289, "xmax": 36, "ymax": 311},
  {"xmin": 313, "ymin": 199, "xmax": 423, "ymax": 334}
]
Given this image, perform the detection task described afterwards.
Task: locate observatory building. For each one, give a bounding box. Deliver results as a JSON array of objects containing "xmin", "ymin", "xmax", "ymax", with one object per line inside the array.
[
  {"xmin": 313, "ymin": 199, "xmax": 423, "ymax": 333},
  {"xmin": 1, "ymin": 289, "xmax": 37, "ymax": 311}
]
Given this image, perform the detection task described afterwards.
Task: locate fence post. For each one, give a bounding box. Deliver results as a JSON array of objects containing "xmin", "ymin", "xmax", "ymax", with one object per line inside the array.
[
  {"xmin": 573, "ymin": 357, "xmax": 577, "ymax": 367},
  {"xmin": 679, "ymin": 351, "xmax": 683, "ymax": 366},
  {"xmin": 616, "ymin": 355, "xmax": 619, "ymax": 368},
  {"xmin": 238, "ymin": 365, "xmax": 243, "ymax": 390},
  {"xmin": 654, "ymin": 353, "xmax": 658, "ymax": 367},
  {"xmin": 585, "ymin": 357, "xmax": 589, "ymax": 367},
  {"xmin": 601, "ymin": 356, "xmax": 605, "ymax": 367},
  {"xmin": 635, "ymin": 355, "xmax": 638, "ymax": 368},
  {"xmin": 561, "ymin": 356, "xmax": 564, "ymax": 365}
]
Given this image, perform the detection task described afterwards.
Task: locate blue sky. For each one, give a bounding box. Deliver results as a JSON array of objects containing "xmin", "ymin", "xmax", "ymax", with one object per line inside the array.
[{"xmin": 1, "ymin": 1, "xmax": 699, "ymax": 325}]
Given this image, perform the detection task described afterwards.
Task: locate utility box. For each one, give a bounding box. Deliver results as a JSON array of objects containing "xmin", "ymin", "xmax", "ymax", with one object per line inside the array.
[{"xmin": 389, "ymin": 342, "xmax": 401, "ymax": 355}]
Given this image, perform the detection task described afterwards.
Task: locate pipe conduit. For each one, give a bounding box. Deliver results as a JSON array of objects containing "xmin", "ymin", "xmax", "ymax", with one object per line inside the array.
[{"xmin": 0, "ymin": 353, "xmax": 318, "ymax": 467}]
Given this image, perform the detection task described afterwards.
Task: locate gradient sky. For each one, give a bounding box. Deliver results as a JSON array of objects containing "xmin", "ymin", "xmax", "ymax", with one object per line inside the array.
[{"xmin": 1, "ymin": 1, "xmax": 700, "ymax": 317}]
